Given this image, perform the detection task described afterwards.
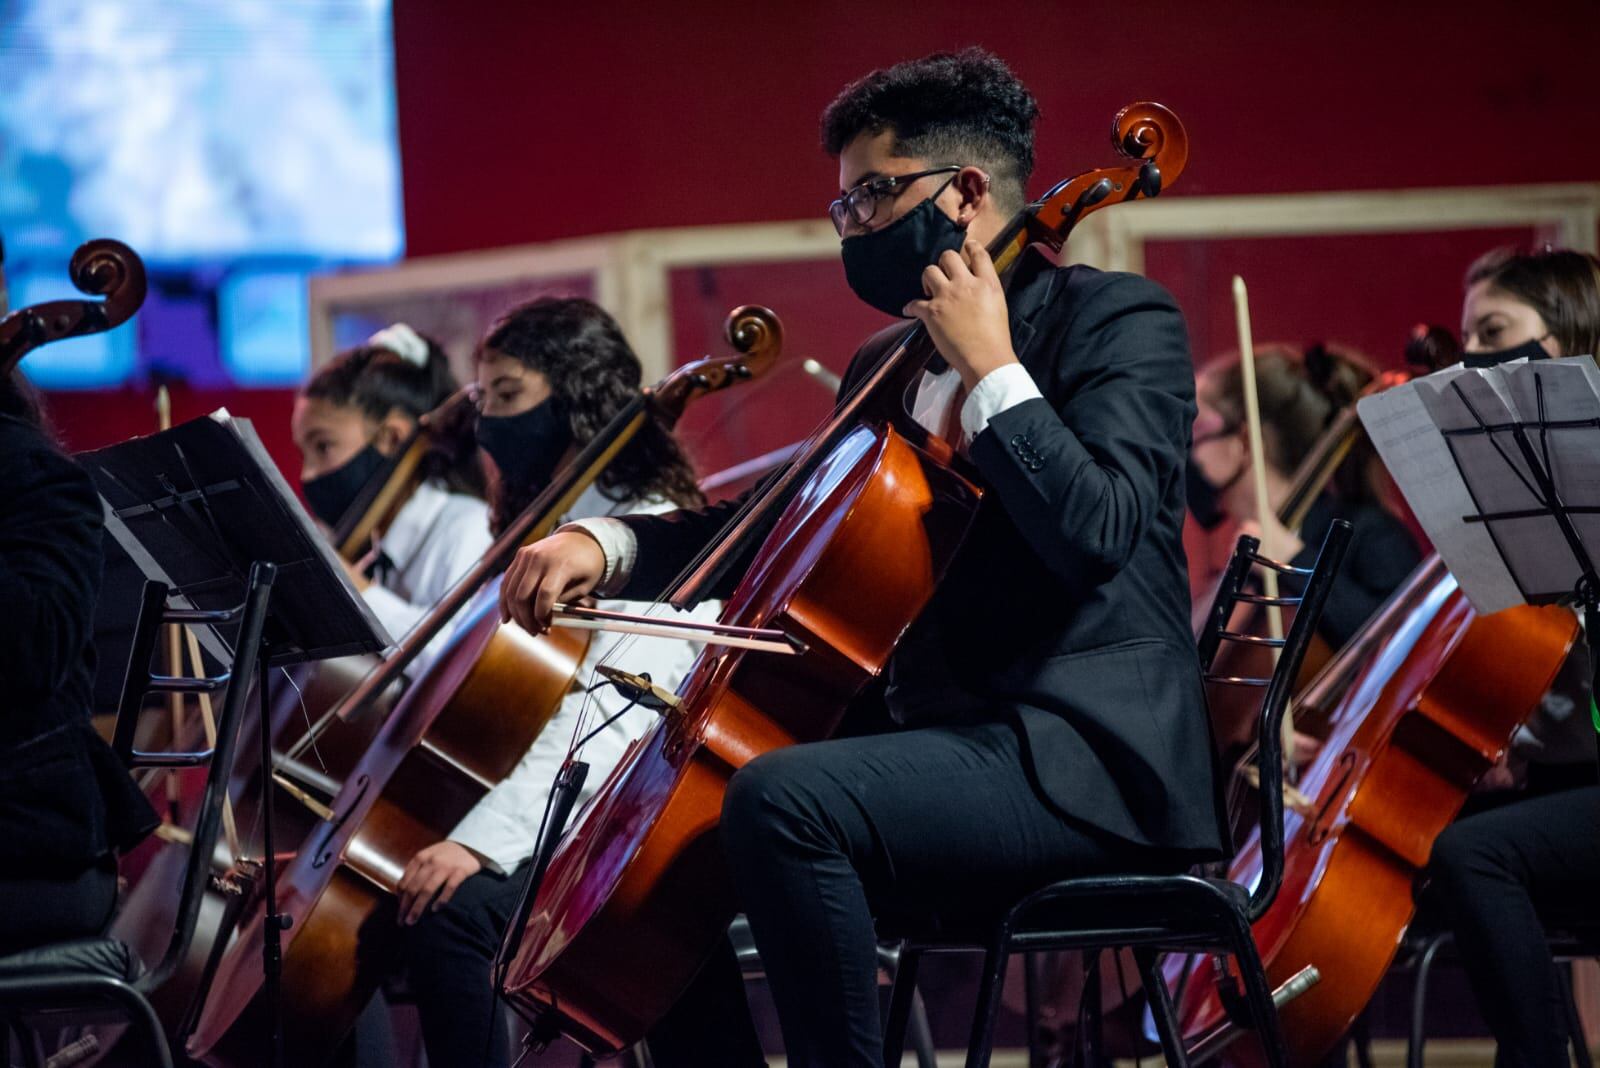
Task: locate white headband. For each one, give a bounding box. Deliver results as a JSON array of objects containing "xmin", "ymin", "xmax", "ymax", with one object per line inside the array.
[{"xmin": 367, "ymin": 322, "xmax": 430, "ymax": 368}]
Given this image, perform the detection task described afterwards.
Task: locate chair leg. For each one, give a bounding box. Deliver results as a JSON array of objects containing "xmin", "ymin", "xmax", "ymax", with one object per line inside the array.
[
  {"xmin": 883, "ymin": 946, "xmax": 923, "ymax": 1068},
  {"xmin": 1134, "ymin": 949, "xmax": 1189, "ymax": 1068},
  {"xmin": 964, "ymin": 939, "xmax": 1011, "ymax": 1068},
  {"xmin": 1024, "ymin": 953, "xmax": 1044, "ymax": 1068},
  {"xmin": 1407, "ymin": 931, "xmax": 1449, "ymax": 1068},
  {"xmin": 1557, "ymin": 961, "xmax": 1593, "ymax": 1068},
  {"xmin": 1349, "ymin": 1006, "xmax": 1376, "ymax": 1068},
  {"xmin": 1223, "ymin": 913, "xmax": 1289, "ymax": 1068},
  {"xmin": 907, "ymin": 987, "xmax": 938, "ymax": 1068}
]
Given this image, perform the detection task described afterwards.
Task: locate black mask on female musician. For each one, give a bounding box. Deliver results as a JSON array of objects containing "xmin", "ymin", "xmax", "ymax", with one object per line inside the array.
[
  {"xmin": 841, "ymin": 191, "xmax": 969, "ymax": 318},
  {"xmin": 475, "ymin": 397, "xmax": 574, "ymax": 494},
  {"xmin": 1462, "ymin": 336, "xmax": 1554, "ymax": 369},
  {"xmin": 303, "ymin": 444, "xmax": 387, "ymax": 529}
]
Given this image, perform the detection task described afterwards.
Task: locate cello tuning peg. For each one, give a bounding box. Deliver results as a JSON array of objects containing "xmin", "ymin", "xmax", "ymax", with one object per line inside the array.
[{"xmin": 1138, "ymin": 162, "xmax": 1163, "ymax": 198}]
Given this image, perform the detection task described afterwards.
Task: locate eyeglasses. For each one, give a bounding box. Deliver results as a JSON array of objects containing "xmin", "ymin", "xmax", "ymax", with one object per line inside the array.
[{"xmin": 828, "ymin": 166, "xmax": 961, "ymax": 235}]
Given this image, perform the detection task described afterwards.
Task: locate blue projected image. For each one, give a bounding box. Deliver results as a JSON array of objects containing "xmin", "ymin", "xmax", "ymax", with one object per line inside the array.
[
  {"xmin": 218, "ymin": 267, "xmax": 312, "ymax": 386},
  {"xmin": 0, "ymin": 0, "xmax": 404, "ymax": 388}
]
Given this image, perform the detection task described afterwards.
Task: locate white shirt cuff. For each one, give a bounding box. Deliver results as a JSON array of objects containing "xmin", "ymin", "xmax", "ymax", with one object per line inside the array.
[
  {"xmin": 960, "ymin": 362, "xmax": 1043, "ymax": 442},
  {"xmin": 559, "ymin": 516, "xmax": 638, "ymax": 597}
]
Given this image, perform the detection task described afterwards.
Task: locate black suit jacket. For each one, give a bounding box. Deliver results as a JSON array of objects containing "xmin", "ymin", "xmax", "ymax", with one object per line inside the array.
[
  {"xmin": 617, "ymin": 255, "xmax": 1227, "ymax": 857},
  {"xmin": 0, "ymin": 414, "xmax": 157, "ymax": 873}
]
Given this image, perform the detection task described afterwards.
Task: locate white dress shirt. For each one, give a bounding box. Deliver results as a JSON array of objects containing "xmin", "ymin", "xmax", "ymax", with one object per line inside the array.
[
  {"xmin": 359, "ymin": 480, "xmax": 494, "ymax": 677},
  {"xmin": 574, "ymin": 362, "xmax": 1043, "ymax": 596},
  {"xmin": 446, "ymin": 482, "xmax": 722, "ymax": 872}
]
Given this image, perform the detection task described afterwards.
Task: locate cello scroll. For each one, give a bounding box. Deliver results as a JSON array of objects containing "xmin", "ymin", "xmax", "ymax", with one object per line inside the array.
[
  {"xmin": 1017, "ymin": 101, "xmax": 1188, "ymax": 259},
  {"xmin": 0, "ymin": 238, "xmax": 148, "ymax": 371},
  {"xmin": 651, "ymin": 304, "xmax": 784, "ymax": 426}
]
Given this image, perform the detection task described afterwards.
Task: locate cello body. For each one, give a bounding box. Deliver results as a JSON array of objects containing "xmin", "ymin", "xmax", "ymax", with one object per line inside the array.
[
  {"xmin": 1169, "ymin": 555, "xmax": 1577, "ymax": 1065},
  {"xmin": 187, "ymin": 579, "xmax": 590, "ymax": 1065},
  {"xmin": 503, "ymin": 423, "xmax": 980, "ymax": 1051}
]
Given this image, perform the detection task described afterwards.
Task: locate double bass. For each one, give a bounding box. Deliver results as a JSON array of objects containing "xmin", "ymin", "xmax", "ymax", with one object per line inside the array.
[
  {"xmin": 186, "ymin": 306, "xmax": 785, "ymax": 1066},
  {"xmin": 499, "ymin": 102, "xmax": 1190, "ymax": 1053}
]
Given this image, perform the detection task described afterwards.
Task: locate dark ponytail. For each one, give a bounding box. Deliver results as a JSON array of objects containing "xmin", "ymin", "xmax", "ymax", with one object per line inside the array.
[{"xmin": 303, "ymin": 327, "xmax": 485, "ymax": 499}]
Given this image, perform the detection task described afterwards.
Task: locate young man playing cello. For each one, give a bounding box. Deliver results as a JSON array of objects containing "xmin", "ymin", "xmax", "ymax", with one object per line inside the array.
[{"xmin": 503, "ymin": 48, "xmax": 1226, "ymax": 1066}]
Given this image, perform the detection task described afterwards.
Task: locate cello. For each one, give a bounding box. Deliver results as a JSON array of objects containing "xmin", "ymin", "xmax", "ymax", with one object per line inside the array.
[
  {"xmin": 1167, "ymin": 553, "xmax": 1577, "ymax": 1064},
  {"xmin": 185, "ymin": 305, "xmax": 785, "ymax": 1066},
  {"xmin": 498, "ymin": 102, "xmax": 1190, "ymax": 1054}
]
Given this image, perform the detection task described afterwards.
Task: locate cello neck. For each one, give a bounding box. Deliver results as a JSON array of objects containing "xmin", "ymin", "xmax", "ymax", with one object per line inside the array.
[{"xmin": 1278, "ymin": 405, "xmax": 1363, "ymax": 531}]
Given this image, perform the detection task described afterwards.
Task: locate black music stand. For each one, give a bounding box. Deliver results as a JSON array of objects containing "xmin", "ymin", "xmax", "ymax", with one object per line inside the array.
[
  {"xmin": 1422, "ymin": 362, "xmax": 1600, "ymax": 765},
  {"xmin": 78, "ymin": 410, "xmax": 389, "ymax": 1068}
]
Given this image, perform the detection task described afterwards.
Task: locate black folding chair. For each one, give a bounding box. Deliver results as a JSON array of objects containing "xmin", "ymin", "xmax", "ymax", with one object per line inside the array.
[
  {"xmin": 880, "ymin": 522, "xmax": 1353, "ymax": 1068},
  {"xmin": 0, "ymin": 565, "xmax": 274, "ymax": 1068}
]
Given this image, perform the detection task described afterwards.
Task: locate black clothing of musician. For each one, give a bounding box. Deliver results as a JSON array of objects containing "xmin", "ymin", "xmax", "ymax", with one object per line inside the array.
[
  {"xmin": 500, "ymin": 50, "xmax": 1224, "ymax": 1067},
  {"xmin": 0, "ymin": 399, "xmax": 158, "ymax": 956},
  {"xmin": 630, "ymin": 248, "xmax": 1221, "ymax": 1068}
]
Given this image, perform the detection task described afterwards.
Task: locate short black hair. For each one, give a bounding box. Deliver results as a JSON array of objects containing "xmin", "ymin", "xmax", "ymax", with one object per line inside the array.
[{"xmin": 821, "ymin": 48, "xmax": 1040, "ymax": 211}]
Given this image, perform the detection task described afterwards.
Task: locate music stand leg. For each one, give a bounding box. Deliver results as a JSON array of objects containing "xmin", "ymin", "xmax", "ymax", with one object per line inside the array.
[
  {"xmin": 491, "ymin": 759, "xmax": 588, "ymax": 1050},
  {"xmin": 257, "ymin": 642, "xmax": 287, "ymax": 1068}
]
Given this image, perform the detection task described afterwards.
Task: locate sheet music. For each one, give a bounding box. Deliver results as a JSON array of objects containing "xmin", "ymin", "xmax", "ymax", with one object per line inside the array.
[
  {"xmin": 1358, "ymin": 357, "xmax": 1600, "ymax": 613},
  {"xmin": 80, "ymin": 409, "xmax": 390, "ymax": 665},
  {"xmin": 1358, "ymin": 371, "xmax": 1524, "ymax": 614}
]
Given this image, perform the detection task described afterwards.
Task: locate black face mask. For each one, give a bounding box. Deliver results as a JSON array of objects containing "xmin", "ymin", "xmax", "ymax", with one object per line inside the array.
[
  {"xmin": 476, "ymin": 398, "xmax": 574, "ymax": 494},
  {"xmin": 840, "ymin": 193, "xmax": 968, "ymax": 317},
  {"xmin": 303, "ymin": 443, "xmax": 387, "ymax": 528},
  {"xmin": 1462, "ymin": 337, "xmax": 1553, "ymax": 369}
]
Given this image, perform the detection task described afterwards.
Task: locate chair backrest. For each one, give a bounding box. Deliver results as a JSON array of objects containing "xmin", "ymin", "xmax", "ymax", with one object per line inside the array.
[
  {"xmin": 109, "ymin": 561, "xmax": 277, "ymax": 994},
  {"xmin": 1197, "ymin": 522, "xmax": 1352, "ymax": 921}
]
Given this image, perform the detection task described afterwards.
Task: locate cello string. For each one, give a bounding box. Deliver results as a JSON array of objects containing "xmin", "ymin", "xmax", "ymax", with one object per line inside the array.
[{"xmin": 651, "ymin": 318, "xmax": 927, "ymax": 613}]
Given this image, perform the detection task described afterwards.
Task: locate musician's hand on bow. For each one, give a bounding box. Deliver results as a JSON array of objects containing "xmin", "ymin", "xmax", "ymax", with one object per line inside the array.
[
  {"xmin": 396, "ymin": 840, "xmax": 481, "ymax": 925},
  {"xmin": 501, "ymin": 530, "xmax": 606, "ymax": 634},
  {"xmin": 1238, "ymin": 514, "xmax": 1304, "ymax": 565},
  {"xmin": 903, "ymin": 238, "xmax": 1019, "ymax": 391}
]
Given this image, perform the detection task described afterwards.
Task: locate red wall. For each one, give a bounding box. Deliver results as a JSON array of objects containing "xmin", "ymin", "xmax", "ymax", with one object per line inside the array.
[
  {"xmin": 393, "ymin": 0, "xmax": 1600, "ymax": 255},
  {"xmin": 49, "ymin": 0, "xmax": 1600, "ymax": 469}
]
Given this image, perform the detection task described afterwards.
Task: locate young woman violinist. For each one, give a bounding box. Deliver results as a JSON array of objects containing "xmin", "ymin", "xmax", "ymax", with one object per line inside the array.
[
  {"xmin": 388, "ymin": 296, "xmax": 717, "ymax": 1068},
  {"xmin": 291, "ymin": 323, "xmax": 492, "ymax": 668},
  {"xmin": 0, "ymin": 368, "xmax": 158, "ymax": 956},
  {"xmin": 1422, "ymin": 245, "xmax": 1600, "ymax": 1068}
]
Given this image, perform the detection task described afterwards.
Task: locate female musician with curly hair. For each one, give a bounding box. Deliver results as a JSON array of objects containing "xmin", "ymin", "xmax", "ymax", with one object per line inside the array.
[{"xmin": 390, "ymin": 296, "xmax": 712, "ymax": 1068}]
